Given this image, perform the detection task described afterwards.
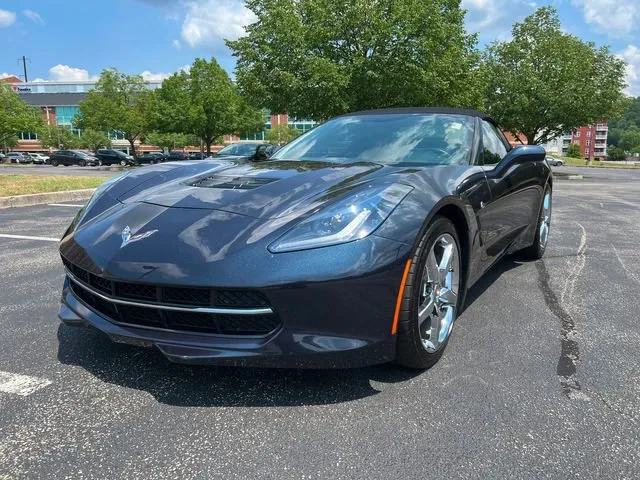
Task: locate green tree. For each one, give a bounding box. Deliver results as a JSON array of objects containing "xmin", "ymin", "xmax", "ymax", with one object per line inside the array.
[
  {"xmin": 607, "ymin": 146, "xmax": 627, "ymax": 161},
  {"xmin": 481, "ymin": 7, "xmax": 627, "ymax": 146},
  {"xmin": 155, "ymin": 58, "xmax": 264, "ymax": 154},
  {"xmin": 566, "ymin": 143, "xmax": 582, "ymax": 158},
  {"xmin": 145, "ymin": 132, "xmax": 196, "ymax": 150},
  {"xmin": 38, "ymin": 126, "xmax": 80, "ymax": 149},
  {"xmin": 79, "ymin": 129, "xmax": 111, "ymax": 152},
  {"xmin": 75, "ymin": 69, "xmax": 154, "ymax": 157},
  {"xmin": 0, "ymin": 86, "xmax": 43, "ymax": 149},
  {"xmin": 619, "ymin": 128, "xmax": 640, "ymax": 152},
  {"xmin": 227, "ymin": 0, "xmax": 482, "ymax": 120},
  {"xmin": 266, "ymin": 124, "xmax": 302, "ymax": 144}
]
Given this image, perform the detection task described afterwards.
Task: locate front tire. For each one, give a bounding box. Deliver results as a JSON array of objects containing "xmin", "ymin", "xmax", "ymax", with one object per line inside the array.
[
  {"xmin": 51, "ymin": 159, "xmax": 59, "ymax": 167},
  {"xmin": 518, "ymin": 187, "xmax": 552, "ymax": 260},
  {"xmin": 395, "ymin": 216, "xmax": 463, "ymax": 369},
  {"xmin": 78, "ymin": 159, "xmax": 86, "ymax": 167}
]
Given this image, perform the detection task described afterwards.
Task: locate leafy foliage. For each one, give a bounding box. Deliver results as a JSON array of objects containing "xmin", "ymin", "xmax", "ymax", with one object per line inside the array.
[
  {"xmin": 619, "ymin": 128, "xmax": 640, "ymax": 153},
  {"xmin": 265, "ymin": 124, "xmax": 302, "ymax": 144},
  {"xmin": 145, "ymin": 132, "xmax": 198, "ymax": 150},
  {"xmin": 38, "ymin": 126, "xmax": 80, "ymax": 149},
  {"xmin": 482, "ymin": 7, "xmax": 627, "ymax": 145},
  {"xmin": 0, "ymin": 86, "xmax": 43, "ymax": 148},
  {"xmin": 607, "ymin": 146, "xmax": 627, "ymax": 161},
  {"xmin": 154, "ymin": 58, "xmax": 264, "ymax": 153},
  {"xmin": 75, "ymin": 69, "xmax": 154, "ymax": 157},
  {"xmin": 227, "ymin": 0, "xmax": 482, "ymax": 120},
  {"xmin": 79, "ymin": 129, "xmax": 111, "ymax": 152},
  {"xmin": 608, "ymin": 97, "xmax": 640, "ymax": 147},
  {"xmin": 566, "ymin": 143, "xmax": 582, "ymax": 158}
]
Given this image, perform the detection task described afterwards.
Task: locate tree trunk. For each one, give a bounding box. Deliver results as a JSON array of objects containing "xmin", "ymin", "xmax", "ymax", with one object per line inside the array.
[
  {"xmin": 128, "ymin": 138, "xmax": 137, "ymax": 158},
  {"xmin": 526, "ymin": 133, "xmax": 537, "ymax": 145},
  {"xmin": 206, "ymin": 141, "xmax": 212, "ymax": 155}
]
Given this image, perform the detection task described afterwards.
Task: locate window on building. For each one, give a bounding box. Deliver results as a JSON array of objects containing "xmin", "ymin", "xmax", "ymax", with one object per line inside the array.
[
  {"xmin": 55, "ymin": 106, "xmax": 80, "ymax": 126},
  {"xmin": 575, "ymin": 131, "xmax": 580, "ymax": 137},
  {"xmin": 108, "ymin": 130, "xmax": 126, "ymax": 140},
  {"xmin": 585, "ymin": 148, "xmax": 590, "ymax": 156},
  {"xmin": 18, "ymin": 132, "xmax": 38, "ymax": 140},
  {"xmin": 586, "ymin": 131, "xmax": 591, "ymax": 137},
  {"xmin": 586, "ymin": 140, "xmax": 591, "ymax": 146}
]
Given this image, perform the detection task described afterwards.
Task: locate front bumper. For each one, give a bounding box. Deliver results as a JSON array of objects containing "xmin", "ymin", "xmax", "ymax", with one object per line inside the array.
[{"xmin": 58, "ymin": 268, "xmax": 400, "ymax": 368}]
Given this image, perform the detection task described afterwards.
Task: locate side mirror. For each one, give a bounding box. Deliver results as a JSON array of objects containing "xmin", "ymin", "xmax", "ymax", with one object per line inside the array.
[
  {"xmin": 505, "ymin": 145, "xmax": 546, "ymax": 163},
  {"xmin": 254, "ymin": 145, "xmax": 268, "ymax": 161}
]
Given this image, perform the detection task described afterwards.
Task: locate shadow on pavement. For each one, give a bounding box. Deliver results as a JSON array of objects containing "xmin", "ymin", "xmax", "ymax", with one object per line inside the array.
[
  {"xmin": 463, "ymin": 256, "xmax": 524, "ymax": 311},
  {"xmin": 56, "ymin": 324, "xmax": 421, "ymax": 408}
]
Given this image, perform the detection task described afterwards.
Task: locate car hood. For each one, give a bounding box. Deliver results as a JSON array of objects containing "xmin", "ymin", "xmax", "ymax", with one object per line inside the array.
[{"xmin": 113, "ymin": 159, "xmax": 394, "ymax": 220}]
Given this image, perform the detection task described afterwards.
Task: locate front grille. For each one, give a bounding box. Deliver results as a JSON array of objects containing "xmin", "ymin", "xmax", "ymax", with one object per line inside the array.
[{"xmin": 64, "ymin": 257, "xmax": 280, "ymax": 336}]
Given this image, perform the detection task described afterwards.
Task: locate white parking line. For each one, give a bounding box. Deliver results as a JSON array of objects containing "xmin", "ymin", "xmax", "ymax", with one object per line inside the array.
[
  {"xmin": 48, "ymin": 203, "xmax": 84, "ymax": 208},
  {"xmin": 0, "ymin": 233, "xmax": 59, "ymax": 242},
  {"xmin": 0, "ymin": 371, "xmax": 52, "ymax": 396}
]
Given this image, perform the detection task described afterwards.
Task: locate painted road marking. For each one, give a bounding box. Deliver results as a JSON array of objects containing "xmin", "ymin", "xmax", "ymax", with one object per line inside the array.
[
  {"xmin": 0, "ymin": 371, "xmax": 52, "ymax": 396},
  {"xmin": 48, "ymin": 203, "xmax": 84, "ymax": 208},
  {"xmin": 0, "ymin": 234, "xmax": 59, "ymax": 242}
]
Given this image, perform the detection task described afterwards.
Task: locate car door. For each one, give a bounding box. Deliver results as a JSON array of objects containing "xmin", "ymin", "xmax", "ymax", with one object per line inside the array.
[{"xmin": 476, "ymin": 119, "xmax": 543, "ymax": 268}]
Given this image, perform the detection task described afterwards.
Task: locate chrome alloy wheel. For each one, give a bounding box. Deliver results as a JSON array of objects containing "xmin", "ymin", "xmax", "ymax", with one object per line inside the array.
[
  {"xmin": 539, "ymin": 192, "xmax": 551, "ymax": 248},
  {"xmin": 417, "ymin": 233, "xmax": 460, "ymax": 353}
]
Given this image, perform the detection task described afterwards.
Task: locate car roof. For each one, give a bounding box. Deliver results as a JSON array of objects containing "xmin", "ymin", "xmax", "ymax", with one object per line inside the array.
[{"xmin": 342, "ymin": 107, "xmax": 496, "ymax": 123}]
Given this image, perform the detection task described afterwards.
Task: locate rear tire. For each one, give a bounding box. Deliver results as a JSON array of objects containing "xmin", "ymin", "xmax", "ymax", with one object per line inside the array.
[
  {"xmin": 51, "ymin": 159, "xmax": 59, "ymax": 167},
  {"xmin": 120, "ymin": 160, "xmax": 127, "ymax": 166},
  {"xmin": 395, "ymin": 216, "xmax": 464, "ymax": 369},
  {"xmin": 517, "ymin": 187, "xmax": 552, "ymax": 260},
  {"xmin": 78, "ymin": 159, "xmax": 86, "ymax": 167}
]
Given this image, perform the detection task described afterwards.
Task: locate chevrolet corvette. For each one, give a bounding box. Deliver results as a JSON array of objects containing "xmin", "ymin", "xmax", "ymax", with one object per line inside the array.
[{"xmin": 58, "ymin": 108, "xmax": 552, "ymax": 369}]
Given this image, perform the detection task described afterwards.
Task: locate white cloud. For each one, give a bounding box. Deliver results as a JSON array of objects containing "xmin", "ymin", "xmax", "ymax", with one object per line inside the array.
[
  {"xmin": 619, "ymin": 45, "xmax": 640, "ymax": 97},
  {"xmin": 462, "ymin": 0, "xmax": 536, "ymax": 39},
  {"xmin": 140, "ymin": 70, "xmax": 172, "ymax": 81},
  {"xmin": 0, "ymin": 8, "xmax": 16, "ymax": 27},
  {"xmin": 181, "ymin": 0, "xmax": 256, "ymax": 48},
  {"xmin": 48, "ymin": 64, "xmax": 95, "ymax": 81},
  {"xmin": 172, "ymin": 39, "xmax": 181, "ymax": 49},
  {"xmin": 23, "ymin": 9, "xmax": 44, "ymax": 24},
  {"xmin": 572, "ymin": 0, "xmax": 640, "ymax": 37}
]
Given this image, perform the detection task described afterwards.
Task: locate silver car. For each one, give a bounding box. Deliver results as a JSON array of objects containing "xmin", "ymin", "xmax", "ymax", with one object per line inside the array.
[{"xmin": 546, "ymin": 156, "xmax": 565, "ymax": 166}]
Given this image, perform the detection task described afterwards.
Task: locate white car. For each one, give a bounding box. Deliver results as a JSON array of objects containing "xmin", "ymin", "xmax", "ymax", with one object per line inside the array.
[
  {"xmin": 28, "ymin": 153, "xmax": 49, "ymax": 164},
  {"xmin": 546, "ymin": 156, "xmax": 565, "ymax": 166}
]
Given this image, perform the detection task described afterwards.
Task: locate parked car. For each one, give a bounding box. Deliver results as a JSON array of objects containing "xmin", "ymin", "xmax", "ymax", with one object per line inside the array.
[
  {"xmin": 166, "ymin": 151, "xmax": 190, "ymax": 161},
  {"xmin": 136, "ymin": 152, "xmax": 166, "ymax": 165},
  {"xmin": 96, "ymin": 149, "xmax": 135, "ymax": 166},
  {"xmin": 0, "ymin": 153, "xmax": 6, "ymax": 163},
  {"xmin": 6, "ymin": 152, "xmax": 31, "ymax": 164},
  {"xmin": 57, "ymin": 107, "xmax": 553, "ymax": 369},
  {"xmin": 50, "ymin": 150, "xmax": 99, "ymax": 167},
  {"xmin": 188, "ymin": 152, "xmax": 208, "ymax": 160},
  {"xmin": 214, "ymin": 142, "xmax": 279, "ymax": 162},
  {"xmin": 546, "ymin": 156, "xmax": 565, "ymax": 166},
  {"xmin": 28, "ymin": 153, "xmax": 49, "ymax": 164}
]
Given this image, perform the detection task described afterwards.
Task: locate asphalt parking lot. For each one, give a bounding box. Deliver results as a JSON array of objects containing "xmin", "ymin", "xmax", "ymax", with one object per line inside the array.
[{"xmin": 1, "ymin": 169, "xmax": 639, "ymax": 479}]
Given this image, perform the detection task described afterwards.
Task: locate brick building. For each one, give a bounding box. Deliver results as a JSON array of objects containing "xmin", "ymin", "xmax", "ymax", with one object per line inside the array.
[{"xmin": 561, "ymin": 121, "xmax": 608, "ymax": 160}]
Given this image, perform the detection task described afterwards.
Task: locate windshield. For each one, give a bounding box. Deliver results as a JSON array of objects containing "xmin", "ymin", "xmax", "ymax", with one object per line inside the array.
[
  {"xmin": 270, "ymin": 113, "xmax": 474, "ymax": 165},
  {"xmin": 217, "ymin": 143, "xmax": 259, "ymax": 156}
]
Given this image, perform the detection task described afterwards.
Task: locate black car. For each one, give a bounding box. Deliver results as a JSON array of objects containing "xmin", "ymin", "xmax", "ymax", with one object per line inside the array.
[
  {"xmin": 96, "ymin": 149, "xmax": 135, "ymax": 166},
  {"xmin": 215, "ymin": 142, "xmax": 277, "ymax": 161},
  {"xmin": 136, "ymin": 153, "xmax": 166, "ymax": 165},
  {"xmin": 188, "ymin": 152, "xmax": 209, "ymax": 160},
  {"xmin": 50, "ymin": 150, "xmax": 99, "ymax": 167},
  {"xmin": 58, "ymin": 108, "xmax": 552, "ymax": 369},
  {"xmin": 166, "ymin": 151, "xmax": 190, "ymax": 161}
]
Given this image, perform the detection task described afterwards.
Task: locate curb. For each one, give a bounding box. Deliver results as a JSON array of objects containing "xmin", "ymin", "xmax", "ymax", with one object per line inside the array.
[
  {"xmin": 0, "ymin": 189, "xmax": 95, "ymax": 209},
  {"xmin": 566, "ymin": 175, "xmax": 584, "ymax": 180}
]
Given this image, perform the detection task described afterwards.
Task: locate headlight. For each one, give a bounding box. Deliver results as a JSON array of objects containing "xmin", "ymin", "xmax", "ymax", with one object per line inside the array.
[{"xmin": 269, "ymin": 183, "xmax": 412, "ymax": 253}]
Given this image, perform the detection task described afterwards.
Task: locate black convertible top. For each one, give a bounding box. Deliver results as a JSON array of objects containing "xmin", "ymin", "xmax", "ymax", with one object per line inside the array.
[{"xmin": 345, "ymin": 107, "xmax": 494, "ymax": 122}]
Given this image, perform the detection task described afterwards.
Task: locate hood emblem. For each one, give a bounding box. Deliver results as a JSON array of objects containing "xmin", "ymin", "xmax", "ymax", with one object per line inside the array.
[{"xmin": 120, "ymin": 225, "xmax": 158, "ymax": 248}]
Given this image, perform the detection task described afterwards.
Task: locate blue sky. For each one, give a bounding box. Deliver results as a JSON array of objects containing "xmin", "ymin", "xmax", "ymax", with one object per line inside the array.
[{"xmin": 0, "ymin": 0, "xmax": 638, "ymax": 96}]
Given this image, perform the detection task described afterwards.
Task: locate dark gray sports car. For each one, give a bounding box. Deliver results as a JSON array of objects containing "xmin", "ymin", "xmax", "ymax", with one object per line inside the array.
[{"xmin": 58, "ymin": 108, "xmax": 552, "ymax": 369}]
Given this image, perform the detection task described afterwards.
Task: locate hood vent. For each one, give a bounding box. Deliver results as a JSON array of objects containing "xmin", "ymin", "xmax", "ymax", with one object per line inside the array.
[{"xmin": 189, "ymin": 175, "xmax": 277, "ymax": 190}]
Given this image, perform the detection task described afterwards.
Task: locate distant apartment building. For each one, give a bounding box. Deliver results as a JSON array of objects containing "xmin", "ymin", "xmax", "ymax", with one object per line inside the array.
[
  {"xmin": 560, "ymin": 121, "xmax": 608, "ymax": 160},
  {"xmin": 504, "ymin": 122, "xmax": 608, "ymax": 160}
]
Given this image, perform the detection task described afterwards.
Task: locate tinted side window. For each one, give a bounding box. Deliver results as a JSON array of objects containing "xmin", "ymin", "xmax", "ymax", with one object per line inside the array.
[{"xmin": 479, "ymin": 121, "xmax": 508, "ymax": 165}]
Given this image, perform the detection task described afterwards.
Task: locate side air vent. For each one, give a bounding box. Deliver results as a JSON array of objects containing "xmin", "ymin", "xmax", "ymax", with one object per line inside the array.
[{"xmin": 189, "ymin": 175, "xmax": 277, "ymax": 190}]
